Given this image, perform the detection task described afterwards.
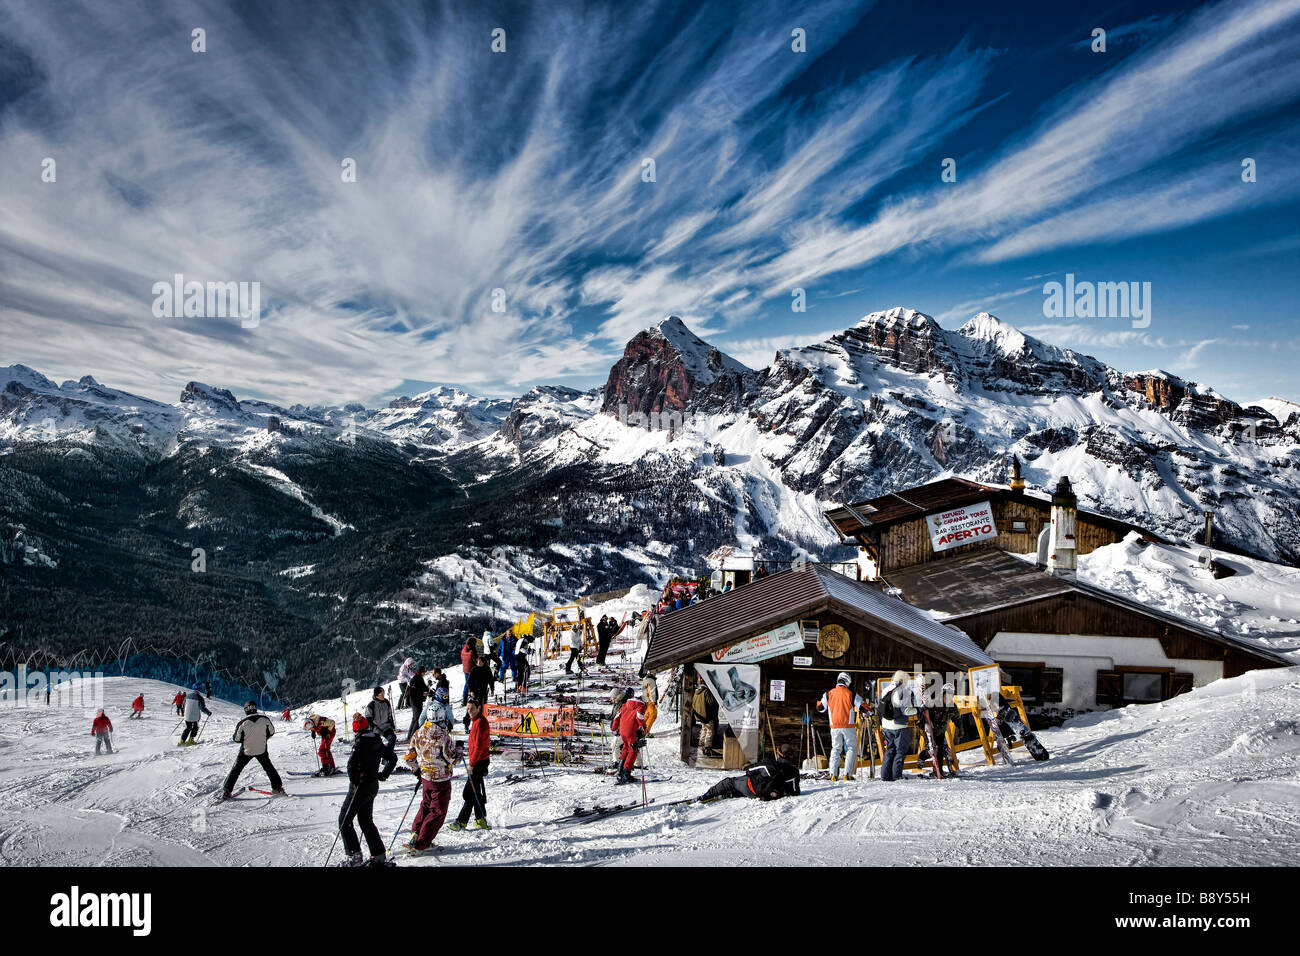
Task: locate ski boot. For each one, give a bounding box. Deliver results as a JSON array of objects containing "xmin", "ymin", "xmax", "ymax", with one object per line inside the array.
[
  {"xmin": 447, "ymin": 821, "xmax": 467, "ymax": 832},
  {"xmin": 473, "ymin": 818, "xmax": 491, "ymax": 830},
  {"xmin": 367, "ymin": 856, "xmax": 396, "ymax": 867},
  {"xmin": 337, "ymin": 852, "xmax": 365, "ymax": 867}
]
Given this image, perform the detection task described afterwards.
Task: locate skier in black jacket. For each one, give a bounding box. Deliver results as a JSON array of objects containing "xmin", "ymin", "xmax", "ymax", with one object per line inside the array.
[
  {"xmin": 698, "ymin": 745, "xmax": 801, "ymax": 802},
  {"xmin": 468, "ymin": 656, "xmax": 493, "ymax": 706},
  {"xmin": 404, "ymin": 668, "xmax": 428, "ymax": 744},
  {"xmin": 338, "ymin": 712, "xmax": 397, "ymax": 867}
]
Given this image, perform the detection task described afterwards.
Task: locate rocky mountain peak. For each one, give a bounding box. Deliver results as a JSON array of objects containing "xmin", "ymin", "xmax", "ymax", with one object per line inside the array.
[
  {"xmin": 180, "ymin": 381, "xmax": 241, "ymax": 411},
  {"xmin": 601, "ymin": 316, "xmax": 751, "ymax": 417}
]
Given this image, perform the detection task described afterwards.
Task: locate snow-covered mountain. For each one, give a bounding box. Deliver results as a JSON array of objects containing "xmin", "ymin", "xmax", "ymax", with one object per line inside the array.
[{"xmin": 5, "ymin": 307, "xmax": 1300, "ymax": 702}]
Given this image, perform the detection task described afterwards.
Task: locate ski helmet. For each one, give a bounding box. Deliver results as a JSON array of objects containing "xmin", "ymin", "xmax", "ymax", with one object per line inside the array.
[
  {"xmin": 192, "ymin": 683, "xmax": 201, "ymax": 691},
  {"xmin": 243, "ymin": 701, "xmax": 258, "ymax": 715},
  {"xmin": 352, "ymin": 713, "xmax": 368, "ymax": 733},
  {"xmin": 837, "ymin": 672, "xmax": 851, "ymax": 686},
  {"xmin": 942, "ymin": 683, "xmax": 955, "ymax": 694},
  {"xmin": 434, "ymin": 687, "xmax": 449, "ymax": 704},
  {"xmin": 302, "ymin": 719, "xmax": 314, "ymax": 731}
]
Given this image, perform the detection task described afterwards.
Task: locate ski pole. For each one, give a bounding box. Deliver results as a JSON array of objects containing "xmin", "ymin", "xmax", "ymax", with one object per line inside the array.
[
  {"xmin": 459, "ymin": 754, "xmax": 486, "ymax": 823},
  {"xmin": 194, "ymin": 712, "xmax": 211, "ymax": 742},
  {"xmin": 388, "ymin": 777, "xmax": 421, "ymax": 851},
  {"xmin": 325, "ymin": 786, "xmax": 359, "ymax": 867}
]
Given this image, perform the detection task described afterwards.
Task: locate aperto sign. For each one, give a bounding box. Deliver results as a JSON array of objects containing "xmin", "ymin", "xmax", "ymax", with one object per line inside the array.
[{"xmin": 927, "ymin": 500, "xmax": 998, "ymax": 552}]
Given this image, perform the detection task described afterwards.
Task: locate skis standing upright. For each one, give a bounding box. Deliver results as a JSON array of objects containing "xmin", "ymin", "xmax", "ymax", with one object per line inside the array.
[
  {"xmin": 980, "ymin": 697, "xmax": 1015, "ymax": 765},
  {"xmin": 919, "ymin": 709, "xmax": 944, "ymax": 778}
]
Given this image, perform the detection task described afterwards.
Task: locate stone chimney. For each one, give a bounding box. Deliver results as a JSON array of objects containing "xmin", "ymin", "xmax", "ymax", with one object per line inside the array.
[
  {"xmin": 1009, "ymin": 454, "xmax": 1025, "ymax": 493},
  {"xmin": 1047, "ymin": 476, "xmax": 1077, "ymax": 580}
]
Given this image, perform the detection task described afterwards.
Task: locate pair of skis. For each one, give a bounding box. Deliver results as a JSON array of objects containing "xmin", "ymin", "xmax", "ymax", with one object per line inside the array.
[{"xmin": 556, "ymin": 793, "xmax": 715, "ymax": 826}]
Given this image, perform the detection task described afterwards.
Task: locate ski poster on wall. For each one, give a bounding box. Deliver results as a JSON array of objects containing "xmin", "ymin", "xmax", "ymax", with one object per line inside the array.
[
  {"xmin": 695, "ymin": 662, "xmax": 761, "ymax": 760},
  {"xmin": 927, "ymin": 500, "xmax": 998, "ymax": 552},
  {"xmin": 710, "ymin": 621, "xmax": 804, "ymax": 664}
]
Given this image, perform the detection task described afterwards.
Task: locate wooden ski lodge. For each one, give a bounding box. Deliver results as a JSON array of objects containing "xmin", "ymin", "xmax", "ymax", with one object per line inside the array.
[{"xmin": 647, "ymin": 467, "xmax": 1289, "ymax": 767}]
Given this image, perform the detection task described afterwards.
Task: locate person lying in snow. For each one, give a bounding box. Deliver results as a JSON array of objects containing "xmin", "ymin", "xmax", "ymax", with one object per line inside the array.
[{"xmin": 698, "ymin": 745, "xmax": 801, "ymax": 802}]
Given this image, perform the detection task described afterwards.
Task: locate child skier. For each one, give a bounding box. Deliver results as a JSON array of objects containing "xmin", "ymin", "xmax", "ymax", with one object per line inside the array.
[
  {"xmin": 130, "ymin": 694, "xmax": 145, "ymax": 719},
  {"xmin": 91, "ymin": 708, "xmax": 114, "ymax": 754},
  {"xmin": 173, "ymin": 690, "xmax": 185, "ymax": 716}
]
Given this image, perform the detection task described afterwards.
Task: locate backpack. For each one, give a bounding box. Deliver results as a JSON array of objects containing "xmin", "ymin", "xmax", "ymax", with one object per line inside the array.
[{"xmin": 877, "ymin": 686, "xmax": 897, "ymax": 722}]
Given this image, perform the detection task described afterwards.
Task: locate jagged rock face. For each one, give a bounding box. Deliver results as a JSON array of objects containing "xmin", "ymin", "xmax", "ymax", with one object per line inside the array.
[
  {"xmin": 837, "ymin": 307, "xmax": 959, "ymax": 380},
  {"xmin": 1118, "ymin": 371, "xmax": 1251, "ymax": 431},
  {"xmin": 180, "ymin": 381, "xmax": 241, "ymax": 410},
  {"xmin": 600, "ymin": 317, "xmax": 752, "ymax": 417}
]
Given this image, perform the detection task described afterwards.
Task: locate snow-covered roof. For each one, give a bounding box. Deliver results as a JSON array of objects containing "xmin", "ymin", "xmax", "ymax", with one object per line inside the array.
[{"xmin": 644, "ymin": 564, "xmax": 993, "ymax": 672}]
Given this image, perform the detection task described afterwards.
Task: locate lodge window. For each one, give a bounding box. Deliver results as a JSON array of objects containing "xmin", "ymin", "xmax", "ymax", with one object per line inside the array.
[
  {"xmin": 1122, "ymin": 672, "xmax": 1163, "ymax": 703},
  {"xmin": 1010, "ymin": 520, "xmax": 1028, "ymax": 533},
  {"xmin": 1001, "ymin": 665, "xmax": 1040, "ymax": 699},
  {"xmin": 1096, "ymin": 668, "xmax": 1193, "ymax": 708}
]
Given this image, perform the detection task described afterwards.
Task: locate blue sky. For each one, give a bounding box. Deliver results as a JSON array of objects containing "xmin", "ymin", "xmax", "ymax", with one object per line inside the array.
[{"xmin": 1, "ymin": 0, "xmax": 1297, "ymax": 407}]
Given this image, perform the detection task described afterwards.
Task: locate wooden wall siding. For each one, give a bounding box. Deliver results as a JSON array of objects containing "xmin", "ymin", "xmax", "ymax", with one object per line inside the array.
[
  {"xmin": 702, "ymin": 610, "xmax": 957, "ymax": 756},
  {"xmin": 874, "ymin": 499, "xmax": 1128, "ymax": 574},
  {"xmin": 952, "ymin": 593, "xmax": 1239, "ymax": 664}
]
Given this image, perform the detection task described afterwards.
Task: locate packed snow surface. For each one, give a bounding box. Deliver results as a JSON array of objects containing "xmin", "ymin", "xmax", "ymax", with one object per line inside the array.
[{"xmin": 4, "ymin": 627, "xmax": 1298, "ymax": 866}]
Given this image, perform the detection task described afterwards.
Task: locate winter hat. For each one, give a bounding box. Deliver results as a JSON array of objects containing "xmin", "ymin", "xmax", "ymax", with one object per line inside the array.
[
  {"xmin": 95, "ymin": 707, "xmax": 104, "ymax": 716},
  {"xmin": 942, "ymin": 683, "xmax": 955, "ymax": 694},
  {"xmin": 373, "ymin": 685, "xmax": 385, "ymax": 697},
  {"xmin": 836, "ymin": 672, "xmax": 851, "ymax": 686},
  {"xmin": 302, "ymin": 719, "xmax": 314, "ymax": 731},
  {"xmin": 434, "ymin": 687, "xmax": 449, "ymax": 704},
  {"xmin": 243, "ymin": 701, "xmax": 258, "ymax": 715},
  {"xmin": 891, "ymin": 670, "xmax": 909, "ymax": 685},
  {"xmin": 352, "ymin": 713, "xmax": 368, "ymax": 733},
  {"xmin": 192, "ymin": 683, "xmax": 201, "ymax": 690}
]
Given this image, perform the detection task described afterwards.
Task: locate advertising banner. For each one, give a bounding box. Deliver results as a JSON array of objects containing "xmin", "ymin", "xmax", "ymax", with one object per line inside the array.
[
  {"xmin": 710, "ymin": 621, "xmax": 805, "ymax": 664},
  {"xmin": 695, "ymin": 662, "xmax": 761, "ymax": 760}
]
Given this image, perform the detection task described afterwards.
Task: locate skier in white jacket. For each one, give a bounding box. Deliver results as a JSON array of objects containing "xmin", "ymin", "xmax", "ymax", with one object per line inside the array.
[{"xmin": 879, "ymin": 670, "xmax": 920, "ymax": 782}]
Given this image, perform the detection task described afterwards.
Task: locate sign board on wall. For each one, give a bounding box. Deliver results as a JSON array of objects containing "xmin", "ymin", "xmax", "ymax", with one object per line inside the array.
[
  {"xmin": 927, "ymin": 500, "xmax": 998, "ymax": 552},
  {"xmin": 793, "ymin": 656, "xmax": 812, "ymax": 667},
  {"xmin": 770, "ymin": 680, "xmax": 786, "ymax": 702},
  {"xmin": 711, "ymin": 621, "xmax": 805, "ymax": 664},
  {"xmin": 968, "ymin": 664, "xmax": 1002, "ymax": 703}
]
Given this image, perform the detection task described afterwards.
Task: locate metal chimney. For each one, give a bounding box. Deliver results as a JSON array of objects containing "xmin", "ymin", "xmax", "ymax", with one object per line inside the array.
[{"xmin": 1048, "ymin": 476, "xmax": 1077, "ymax": 580}]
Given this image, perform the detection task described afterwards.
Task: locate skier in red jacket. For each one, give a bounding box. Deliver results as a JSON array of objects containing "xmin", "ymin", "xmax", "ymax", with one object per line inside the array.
[
  {"xmin": 173, "ymin": 691, "xmax": 185, "ymax": 716},
  {"xmin": 460, "ymin": 638, "xmax": 477, "ymax": 705},
  {"xmin": 449, "ymin": 696, "xmax": 491, "ymax": 831},
  {"xmin": 612, "ymin": 689, "xmax": 647, "ymax": 784},
  {"xmin": 91, "ymin": 708, "xmax": 114, "ymax": 755},
  {"xmin": 130, "ymin": 694, "xmax": 145, "ymax": 719}
]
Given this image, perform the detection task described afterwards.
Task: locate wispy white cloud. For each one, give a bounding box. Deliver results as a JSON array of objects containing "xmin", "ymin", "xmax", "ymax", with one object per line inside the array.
[{"xmin": 0, "ymin": 0, "xmax": 1296, "ymax": 405}]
